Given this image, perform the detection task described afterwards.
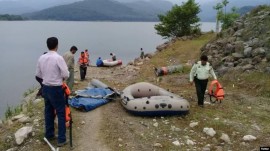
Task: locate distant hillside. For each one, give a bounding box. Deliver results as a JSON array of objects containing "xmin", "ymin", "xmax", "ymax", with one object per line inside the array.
[
  {"xmin": 237, "ymin": 6, "xmax": 256, "ymax": 16},
  {"xmin": 23, "ymin": 0, "xmax": 173, "ymax": 21},
  {"xmin": 199, "ymin": 0, "xmax": 270, "ymax": 21}
]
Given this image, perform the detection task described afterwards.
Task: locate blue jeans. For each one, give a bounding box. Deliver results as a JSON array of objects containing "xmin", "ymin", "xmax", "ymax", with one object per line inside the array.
[{"xmin": 42, "ymin": 85, "xmax": 66, "ymax": 143}]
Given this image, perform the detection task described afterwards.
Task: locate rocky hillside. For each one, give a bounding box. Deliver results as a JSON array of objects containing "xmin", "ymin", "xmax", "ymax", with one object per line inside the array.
[{"xmin": 201, "ymin": 5, "xmax": 270, "ymax": 76}]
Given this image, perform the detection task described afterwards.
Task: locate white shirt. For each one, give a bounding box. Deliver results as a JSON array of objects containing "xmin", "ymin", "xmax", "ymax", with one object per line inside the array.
[
  {"xmin": 36, "ymin": 51, "xmax": 69, "ymax": 86},
  {"xmin": 190, "ymin": 61, "xmax": 217, "ymax": 82}
]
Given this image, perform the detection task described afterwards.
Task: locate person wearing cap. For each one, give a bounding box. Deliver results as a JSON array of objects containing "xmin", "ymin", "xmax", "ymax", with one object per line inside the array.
[
  {"xmin": 63, "ymin": 46, "xmax": 78, "ymax": 91},
  {"xmin": 189, "ymin": 55, "xmax": 217, "ymax": 108},
  {"xmin": 96, "ymin": 57, "xmax": 104, "ymax": 67}
]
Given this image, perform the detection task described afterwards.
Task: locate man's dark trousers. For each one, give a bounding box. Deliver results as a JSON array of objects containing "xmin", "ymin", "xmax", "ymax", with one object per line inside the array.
[
  {"xmin": 80, "ymin": 65, "xmax": 87, "ymax": 80},
  {"xmin": 194, "ymin": 77, "xmax": 208, "ymax": 106},
  {"xmin": 42, "ymin": 85, "xmax": 66, "ymax": 144}
]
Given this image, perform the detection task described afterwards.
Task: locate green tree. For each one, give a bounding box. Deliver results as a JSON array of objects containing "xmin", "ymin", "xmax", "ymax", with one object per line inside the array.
[
  {"xmin": 154, "ymin": 0, "xmax": 200, "ymax": 39},
  {"xmin": 222, "ymin": 0, "xmax": 229, "ymax": 18},
  {"xmin": 213, "ymin": 0, "xmax": 240, "ymax": 30},
  {"xmin": 221, "ymin": 6, "xmax": 240, "ymax": 29},
  {"xmin": 213, "ymin": 3, "xmax": 223, "ymax": 33}
]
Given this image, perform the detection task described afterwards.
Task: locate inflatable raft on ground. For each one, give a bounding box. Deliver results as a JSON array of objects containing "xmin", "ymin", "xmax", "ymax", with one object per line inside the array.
[
  {"xmin": 155, "ymin": 65, "xmax": 183, "ymax": 76},
  {"xmin": 69, "ymin": 79, "xmax": 118, "ymax": 111},
  {"xmin": 103, "ymin": 59, "xmax": 122, "ymax": 67},
  {"xmin": 121, "ymin": 82, "xmax": 189, "ymax": 116}
]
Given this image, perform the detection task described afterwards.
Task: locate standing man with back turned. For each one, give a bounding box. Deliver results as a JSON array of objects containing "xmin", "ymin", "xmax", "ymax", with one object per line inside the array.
[
  {"xmin": 35, "ymin": 37, "xmax": 69, "ymax": 147},
  {"xmin": 189, "ymin": 55, "xmax": 217, "ymax": 108},
  {"xmin": 63, "ymin": 46, "xmax": 78, "ymax": 91}
]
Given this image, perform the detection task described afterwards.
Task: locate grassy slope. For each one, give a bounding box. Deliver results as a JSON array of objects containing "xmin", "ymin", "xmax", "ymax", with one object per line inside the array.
[{"xmin": 101, "ymin": 33, "xmax": 270, "ymax": 151}]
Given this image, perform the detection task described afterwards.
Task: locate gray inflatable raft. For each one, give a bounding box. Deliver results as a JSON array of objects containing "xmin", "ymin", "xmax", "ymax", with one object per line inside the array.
[{"xmin": 121, "ymin": 82, "xmax": 189, "ymax": 116}]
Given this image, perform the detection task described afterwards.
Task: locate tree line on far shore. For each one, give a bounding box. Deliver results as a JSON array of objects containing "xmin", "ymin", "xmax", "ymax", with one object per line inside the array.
[{"xmin": 0, "ymin": 14, "xmax": 24, "ymax": 21}]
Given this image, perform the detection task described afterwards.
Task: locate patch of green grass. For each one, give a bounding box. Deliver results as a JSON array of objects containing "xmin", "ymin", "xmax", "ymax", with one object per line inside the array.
[
  {"xmin": 4, "ymin": 104, "xmax": 22, "ymax": 119},
  {"xmin": 23, "ymin": 87, "xmax": 36, "ymax": 97}
]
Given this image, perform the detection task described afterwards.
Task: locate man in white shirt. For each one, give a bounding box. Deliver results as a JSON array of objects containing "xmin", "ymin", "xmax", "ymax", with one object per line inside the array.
[
  {"xmin": 36, "ymin": 37, "xmax": 69, "ymax": 147},
  {"xmin": 190, "ymin": 55, "xmax": 217, "ymax": 107}
]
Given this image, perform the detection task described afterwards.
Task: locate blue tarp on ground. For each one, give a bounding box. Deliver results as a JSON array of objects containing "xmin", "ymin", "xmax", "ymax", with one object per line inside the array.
[{"xmin": 68, "ymin": 88, "xmax": 115, "ymax": 112}]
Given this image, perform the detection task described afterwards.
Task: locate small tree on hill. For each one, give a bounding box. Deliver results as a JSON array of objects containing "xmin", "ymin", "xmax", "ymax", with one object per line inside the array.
[
  {"xmin": 214, "ymin": 0, "xmax": 240, "ymax": 30},
  {"xmin": 155, "ymin": 0, "xmax": 200, "ymax": 39}
]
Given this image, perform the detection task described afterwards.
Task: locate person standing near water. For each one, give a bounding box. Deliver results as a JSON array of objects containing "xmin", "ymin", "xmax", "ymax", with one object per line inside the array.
[
  {"xmin": 78, "ymin": 51, "xmax": 88, "ymax": 81},
  {"xmin": 35, "ymin": 37, "xmax": 69, "ymax": 147},
  {"xmin": 110, "ymin": 52, "xmax": 117, "ymax": 61},
  {"xmin": 63, "ymin": 46, "xmax": 78, "ymax": 91},
  {"xmin": 140, "ymin": 48, "xmax": 144, "ymax": 59}
]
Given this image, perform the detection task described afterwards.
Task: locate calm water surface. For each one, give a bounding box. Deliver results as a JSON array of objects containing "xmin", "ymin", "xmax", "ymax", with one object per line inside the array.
[{"xmin": 0, "ymin": 21, "xmax": 215, "ymax": 118}]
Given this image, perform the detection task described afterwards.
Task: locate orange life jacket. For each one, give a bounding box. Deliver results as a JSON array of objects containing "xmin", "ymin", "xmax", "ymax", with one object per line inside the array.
[
  {"xmin": 79, "ymin": 55, "xmax": 88, "ymax": 64},
  {"xmin": 208, "ymin": 80, "xmax": 225, "ymax": 102},
  {"xmin": 54, "ymin": 83, "xmax": 72, "ymax": 127}
]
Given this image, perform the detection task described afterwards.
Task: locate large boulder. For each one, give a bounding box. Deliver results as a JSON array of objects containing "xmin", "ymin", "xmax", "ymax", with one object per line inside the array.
[
  {"xmin": 241, "ymin": 64, "xmax": 254, "ymax": 71},
  {"xmin": 251, "ymin": 47, "xmax": 266, "ymax": 57},
  {"xmin": 234, "ymin": 41, "xmax": 245, "ymax": 53},
  {"xmin": 224, "ymin": 43, "xmax": 235, "ymax": 55},
  {"xmin": 233, "ymin": 29, "xmax": 244, "ymax": 37},
  {"xmin": 244, "ymin": 47, "xmax": 252, "ymax": 57},
  {"xmin": 232, "ymin": 53, "xmax": 244, "ymax": 60},
  {"xmin": 14, "ymin": 126, "xmax": 33, "ymax": 145}
]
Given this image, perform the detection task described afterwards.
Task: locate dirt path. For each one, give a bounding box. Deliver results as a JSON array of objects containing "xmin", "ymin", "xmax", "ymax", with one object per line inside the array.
[
  {"xmin": 70, "ymin": 65, "xmax": 137, "ymax": 151},
  {"xmin": 72, "ymin": 107, "xmax": 110, "ymax": 151}
]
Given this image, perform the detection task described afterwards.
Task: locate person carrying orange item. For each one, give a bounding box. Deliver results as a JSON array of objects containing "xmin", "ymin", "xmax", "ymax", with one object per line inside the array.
[
  {"xmin": 78, "ymin": 51, "xmax": 88, "ymax": 81},
  {"xmin": 189, "ymin": 55, "xmax": 217, "ymax": 108}
]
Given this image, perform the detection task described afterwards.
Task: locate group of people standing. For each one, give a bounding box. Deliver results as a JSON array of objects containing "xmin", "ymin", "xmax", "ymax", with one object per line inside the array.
[{"xmin": 35, "ymin": 37, "xmax": 216, "ymax": 148}]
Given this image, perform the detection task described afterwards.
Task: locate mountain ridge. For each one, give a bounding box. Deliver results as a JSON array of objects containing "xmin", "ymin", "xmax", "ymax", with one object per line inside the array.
[{"xmin": 23, "ymin": 0, "xmax": 173, "ymax": 21}]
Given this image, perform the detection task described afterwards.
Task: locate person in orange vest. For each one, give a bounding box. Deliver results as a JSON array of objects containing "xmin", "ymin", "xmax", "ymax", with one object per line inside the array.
[
  {"xmin": 78, "ymin": 51, "xmax": 88, "ymax": 81},
  {"xmin": 84, "ymin": 49, "xmax": 90, "ymax": 66}
]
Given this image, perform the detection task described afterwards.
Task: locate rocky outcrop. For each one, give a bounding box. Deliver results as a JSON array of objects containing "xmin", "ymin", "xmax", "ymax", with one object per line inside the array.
[{"xmin": 201, "ymin": 6, "xmax": 270, "ymax": 75}]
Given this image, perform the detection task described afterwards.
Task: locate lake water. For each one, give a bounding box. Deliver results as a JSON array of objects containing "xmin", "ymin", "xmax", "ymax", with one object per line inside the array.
[{"xmin": 0, "ymin": 21, "xmax": 215, "ymax": 118}]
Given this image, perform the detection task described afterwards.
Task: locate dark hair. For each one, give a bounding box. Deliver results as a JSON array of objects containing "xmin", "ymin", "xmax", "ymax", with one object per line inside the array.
[
  {"xmin": 70, "ymin": 46, "xmax": 78, "ymax": 51},
  {"xmin": 141, "ymin": 48, "xmax": 143, "ymax": 50},
  {"xmin": 85, "ymin": 49, "xmax": 88, "ymax": 51},
  {"xmin": 47, "ymin": 37, "xmax": 58, "ymax": 50},
  {"xmin": 110, "ymin": 53, "xmax": 112, "ymax": 55},
  {"xmin": 98, "ymin": 57, "xmax": 101, "ymax": 59},
  {"xmin": 81, "ymin": 51, "xmax": 84, "ymax": 54},
  {"xmin": 200, "ymin": 55, "xmax": 208, "ymax": 61}
]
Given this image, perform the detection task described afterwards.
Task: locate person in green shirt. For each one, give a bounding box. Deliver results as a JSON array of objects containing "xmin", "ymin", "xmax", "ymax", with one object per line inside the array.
[{"xmin": 63, "ymin": 46, "xmax": 78, "ymax": 91}]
